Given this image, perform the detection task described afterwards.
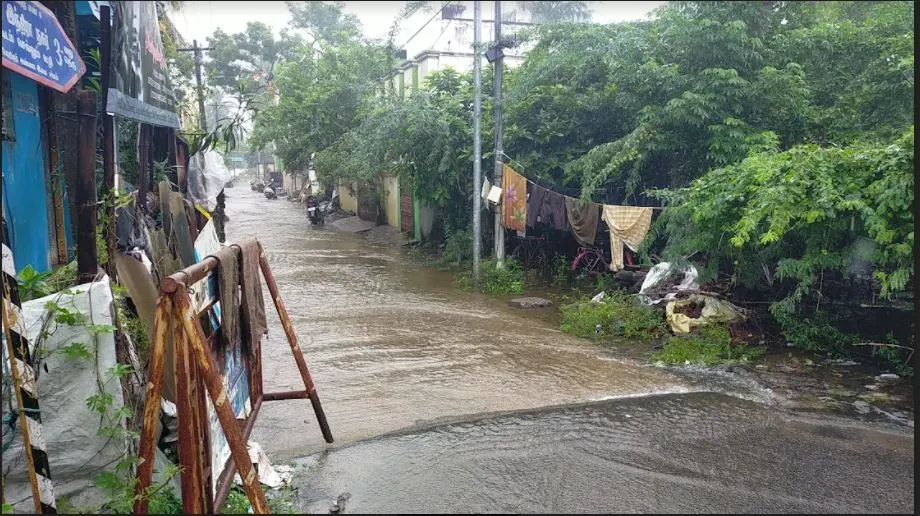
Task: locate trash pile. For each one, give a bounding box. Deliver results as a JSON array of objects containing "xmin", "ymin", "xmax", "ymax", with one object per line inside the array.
[{"xmin": 634, "ymin": 262, "xmax": 744, "ymax": 334}]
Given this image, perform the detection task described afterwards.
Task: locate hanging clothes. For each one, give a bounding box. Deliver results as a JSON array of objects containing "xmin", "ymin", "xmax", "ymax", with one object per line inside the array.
[
  {"xmin": 565, "ymin": 197, "xmax": 601, "ymax": 247},
  {"xmin": 526, "ymin": 183, "xmax": 568, "ymax": 231},
  {"xmin": 601, "ymin": 205, "xmax": 653, "ymax": 272},
  {"xmin": 213, "ymin": 245, "xmax": 240, "ymax": 357},
  {"xmin": 501, "ymin": 164, "xmax": 527, "ymax": 233},
  {"xmin": 236, "ymin": 238, "xmax": 267, "ymax": 356}
]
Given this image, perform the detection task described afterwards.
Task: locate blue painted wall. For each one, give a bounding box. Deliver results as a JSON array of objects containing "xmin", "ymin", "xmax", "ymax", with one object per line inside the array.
[{"xmin": 1, "ymin": 72, "xmax": 52, "ymax": 273}]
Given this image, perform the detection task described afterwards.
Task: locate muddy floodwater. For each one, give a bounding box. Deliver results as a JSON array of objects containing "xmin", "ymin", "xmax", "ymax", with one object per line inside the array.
[{"xmin": 225, "ymin": 188, "xmax": 913, "ymax": 513}]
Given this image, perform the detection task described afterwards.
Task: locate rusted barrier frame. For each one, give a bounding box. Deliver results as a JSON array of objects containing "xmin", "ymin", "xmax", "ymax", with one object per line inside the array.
[
  {"xmin": 138, "ymin": 239, "xmax": 333, "ymax": 513},
  {"xmin": 173, "ymin": 285, "xmax": 269, "ymax": 513},
  {"xmin": 134, "ymin": 297, "xmax": 172, "ymax": 514},
  {"xmin": 254, "ymin": 240, "xmax": 334, "ymax": 444},
  {"xmin": 175, "ymin": 311, "xmax": 210, "ymax": 513}
]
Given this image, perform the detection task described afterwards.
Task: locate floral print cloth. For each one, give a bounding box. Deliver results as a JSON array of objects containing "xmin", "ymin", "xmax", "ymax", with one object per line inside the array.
[{"xmin": 502, "ymin": 164, "xmax": 527, "ymax": 233}]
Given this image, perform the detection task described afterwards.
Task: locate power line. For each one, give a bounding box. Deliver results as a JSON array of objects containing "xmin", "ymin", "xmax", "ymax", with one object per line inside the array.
[{"xmin": 399, "ymin": 1, "xmax": 455, "ymax": 51}]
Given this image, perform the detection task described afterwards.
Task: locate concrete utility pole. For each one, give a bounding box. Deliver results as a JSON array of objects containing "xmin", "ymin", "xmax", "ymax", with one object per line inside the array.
[
  {"xmin": 472, "ymin": 0, "xmax": 482, "ymax": 282},
  {"xmin": 178, "ymin": 39, "xmax": 212, "ymax": 131},
  {"xmin": 492, "ymin": 0, "xmax": 505, "ymax": 267}
]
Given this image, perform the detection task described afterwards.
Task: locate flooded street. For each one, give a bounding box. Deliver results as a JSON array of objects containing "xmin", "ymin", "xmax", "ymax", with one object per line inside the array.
[
  {"xmin": 225, "ymin": 188, "xmax": 913, "ymax": 513},
  {"xmin": 226, "ymin": 188, "xmax": 693, "ymax": 458}
]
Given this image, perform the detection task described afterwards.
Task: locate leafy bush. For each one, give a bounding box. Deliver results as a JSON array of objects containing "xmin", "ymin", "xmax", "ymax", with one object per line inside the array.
[
  {"xmin": 443, "ymin": 229, "xmax": 474, "ymax": 265},
  {"xmin": 16, "ymin": 262, "xmax": 78, "ymax": 302},
  {"xmin": 552, "ymin": 255, "xmax": 571, "ymax": 285},
  {"xmin": 454, "ymin": 259, "xmax": 525, "ymax": 295},
  {"xmin": 223, "ymin": 484, "xmax": 297, "ymax": 514},
  {"xmin": 481, "ymin": 259, "xmax": 524, "ymax": 295},
  {"xmin": 560, "ymin": 291, "xmax": 667, "ymax": 340},
  {"xmin": 651, "ymin": 324, "xmax": 766, "ymax": 365}
]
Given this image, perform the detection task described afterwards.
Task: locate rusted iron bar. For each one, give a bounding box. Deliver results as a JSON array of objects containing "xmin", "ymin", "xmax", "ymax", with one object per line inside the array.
[
  {"xmin": 133, "ymin": 297, "xmax": 173, "ymax": 514},
  {"xmin": 255, "ymin": 240, "xmax": 334, "ymax": 443},
  {"xmin": 262, "ymin": 390, "xmax": 310, "ymax": 401},
  {"xmin": 76, "ymin": 90, "xmax": 98, "ymax": 283},
  {"xmin": 100, "ymin": 5, "xmax": 116, "ymax": 279},
  {"xmin": 211, "ymin": 397, "xmax": 263, "ymax": 512},
  {"xmin": 175, "ymin": 314, "xmax": 209, "ymax": 514},
  {"xmin": 174, "ymin": 288, "xmax": 269, "ymax": 513},
  {"xmin": 160, "ymin": 254, "xmax": 221, "ymax": 294}
]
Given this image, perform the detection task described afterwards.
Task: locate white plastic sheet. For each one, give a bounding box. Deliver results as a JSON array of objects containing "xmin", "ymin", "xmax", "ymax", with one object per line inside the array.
[
  {"xmin": 188, "ymin": 149, "xmax": 232, "ymax": 211},
  {"xmin": 638, "ymin": 262, "xmax": 699, "ymax": 305},
  {"xmin": 232, "ymin": 441, "xmax": 294, "ymax": 489},
  {"xmin": 3, "ymin": 277, "xmax": 177, "ymax": 510}
]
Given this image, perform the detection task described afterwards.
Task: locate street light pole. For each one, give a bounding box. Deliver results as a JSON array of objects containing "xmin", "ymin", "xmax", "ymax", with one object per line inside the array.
[
  {"xmin": 492, "ymin": 0, "xmax": 505, "ymax": 267},
  {"xmin": 472, "ymin": 1, "xmax": 482, "ymax": 282}
]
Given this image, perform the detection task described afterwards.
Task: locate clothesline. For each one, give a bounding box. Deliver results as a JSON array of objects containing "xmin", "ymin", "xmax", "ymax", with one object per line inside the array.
[{"xmin": 495, "ymin": 151, "xmax": 664, "ymax": 211}]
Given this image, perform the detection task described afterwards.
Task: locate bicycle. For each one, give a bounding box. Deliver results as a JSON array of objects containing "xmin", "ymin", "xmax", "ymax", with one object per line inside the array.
[
  {"xmin": 571, "ymin": 246, "xmax": 609, "ymax": 276},
  {"xmin": 511, "ymin": 235, "xmax": 551, "ymax": 279}
]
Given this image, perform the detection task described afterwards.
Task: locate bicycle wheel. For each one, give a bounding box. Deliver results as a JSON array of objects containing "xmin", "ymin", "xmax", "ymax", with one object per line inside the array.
[{"xmin": 572, "ymin": 250, "xmax": 607, "ymax": 276}]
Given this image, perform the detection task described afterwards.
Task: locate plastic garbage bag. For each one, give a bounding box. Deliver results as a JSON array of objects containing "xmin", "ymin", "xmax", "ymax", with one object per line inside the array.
[
  {"xmin": 637, "ymin": 262, "xmax": 699, "ymax": 305},
  {"xmin": 665, "ymin": 294, "xmax": 741, "ymax": 334},
  {"xmin": 188, "ymin": 149, "xmax": 232, "ymax": 211}
]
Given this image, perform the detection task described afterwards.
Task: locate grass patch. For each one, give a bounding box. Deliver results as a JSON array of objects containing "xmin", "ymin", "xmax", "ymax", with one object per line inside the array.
[
  {"xmin": 454, "ymin": 259, "xmax": 525, "ymax": 295},
  {"xmin": 560, "ymin": 290, "xmax": 667, "ymax": 340},
  {"xmin": 651, "ymin": 324, "xmax": 766, "ymax": 365},
  {"xmin": 224, "ymin": 483, "xmax": 297, "ymax": 514}
]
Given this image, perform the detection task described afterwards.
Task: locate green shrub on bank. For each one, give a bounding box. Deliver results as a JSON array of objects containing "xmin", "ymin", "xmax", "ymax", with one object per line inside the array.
[
  {"xmin": 560, "ymin": 291, "xmax": 667, "ymax": 340},
  {"xmin": 454, "ymin": 259, "xmax": 525, "ymax": 295},
  {"xmin": 651, "ymin": 325, "xmax": 766, "ymax": 365},
  {"xmin": 775, "ymin": 311, "xmax": 914, "ymax": 378}
]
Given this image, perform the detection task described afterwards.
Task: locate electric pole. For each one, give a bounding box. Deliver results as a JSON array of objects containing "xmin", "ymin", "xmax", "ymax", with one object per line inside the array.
[
  {"xmin": 178, "ymin": 39, "xmax": 211, "ymax": 131},
  {"xmin": 492, "ymin": 0, "xmax": 505, "ymax": 267},
  {"xmin": 178, "ymin": 39, "xmax": 228, "ymax": 242},
  {"xmin": 472, "ymin": 1, "xmax": 482, "ymax": 282}
]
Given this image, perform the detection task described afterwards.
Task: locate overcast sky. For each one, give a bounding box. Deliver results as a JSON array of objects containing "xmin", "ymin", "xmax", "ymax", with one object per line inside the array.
[{"xmin": 169, "ymin": 1, "xmax": 664, "ymax": 47}]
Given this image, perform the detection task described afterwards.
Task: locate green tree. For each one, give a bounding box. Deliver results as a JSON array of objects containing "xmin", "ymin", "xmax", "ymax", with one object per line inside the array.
[
  {"xmin": 286, "ymin": 0, "xmax": 362, "ymax": 47},
  {"xmin": 206, "ymin": 22, "xmax": 303, "ymax": 93},
  {"xmin": 515, "ymin": 1, "xmax": 592, "ymax": 23}
]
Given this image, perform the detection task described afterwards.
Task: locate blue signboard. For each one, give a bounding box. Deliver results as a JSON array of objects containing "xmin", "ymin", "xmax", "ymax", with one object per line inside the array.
[{"xmin": 1, "ymin": 0, "xmax": 86, "ymax": 93}]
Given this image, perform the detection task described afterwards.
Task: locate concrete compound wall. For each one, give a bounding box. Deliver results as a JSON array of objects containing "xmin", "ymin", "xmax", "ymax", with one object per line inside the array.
[
  {"xmin": 339, "ymin": 181, "xmax": 358, "ymax": 214},
  {"xmin": 383, "ymin": 175, "xmax": 400, "ymax": 230}
]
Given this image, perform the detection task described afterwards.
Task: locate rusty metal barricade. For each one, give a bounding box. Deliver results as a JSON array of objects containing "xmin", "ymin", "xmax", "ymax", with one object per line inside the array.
[{"xmin": 133, "ymin": 238, "xmax": 332, "ymax": 514}]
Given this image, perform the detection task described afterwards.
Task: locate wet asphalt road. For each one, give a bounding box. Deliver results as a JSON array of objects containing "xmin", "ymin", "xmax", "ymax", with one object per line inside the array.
[{"xmin": 225, "ymin": 188, "xmax": 914, "ymax": 513}]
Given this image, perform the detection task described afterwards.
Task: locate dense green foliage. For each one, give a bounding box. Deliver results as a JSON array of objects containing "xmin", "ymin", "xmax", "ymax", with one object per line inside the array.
[
  {"xmin": 653, "ymin": 127, "xmax": 914, "ymax": 312},
  {"xmin": 248, "ymin": 1, "xmax": 913, "ymax": 360}
]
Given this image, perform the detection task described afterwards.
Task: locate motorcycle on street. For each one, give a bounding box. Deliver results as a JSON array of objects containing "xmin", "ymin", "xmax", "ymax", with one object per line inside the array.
[{"xmin": 306, "ymin": 195, "xmax": 324, "ymax": 225}]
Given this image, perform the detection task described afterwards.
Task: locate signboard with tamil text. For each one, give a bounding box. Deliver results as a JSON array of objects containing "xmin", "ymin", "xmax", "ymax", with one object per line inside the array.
[
  {"xmin": 1, "ymin": 0, "xmax": 86, "ymax": 93},
  {"xmin": 107, "ymin": 1, "xmax": 179, "ymax": 128}
]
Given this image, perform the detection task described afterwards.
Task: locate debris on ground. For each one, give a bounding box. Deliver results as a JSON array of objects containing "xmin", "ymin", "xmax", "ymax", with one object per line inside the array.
[
  {"xmin": 233, "ymin": 441, "xmax": 294, "ymax": 489},
  {"xmin": 637, "ymin": 262, "xmax": 699, "ymax": 305},
  {"xmin": 875, "ymin": 373, "xmax": 900, "ymax": 382},
  {"xmin": 665, "ymin": 294, "xmax": 743, "ymax": 334},
  {"xmin": 509, "ymin": 297, "xmax": 553, "ymax": 309}
]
